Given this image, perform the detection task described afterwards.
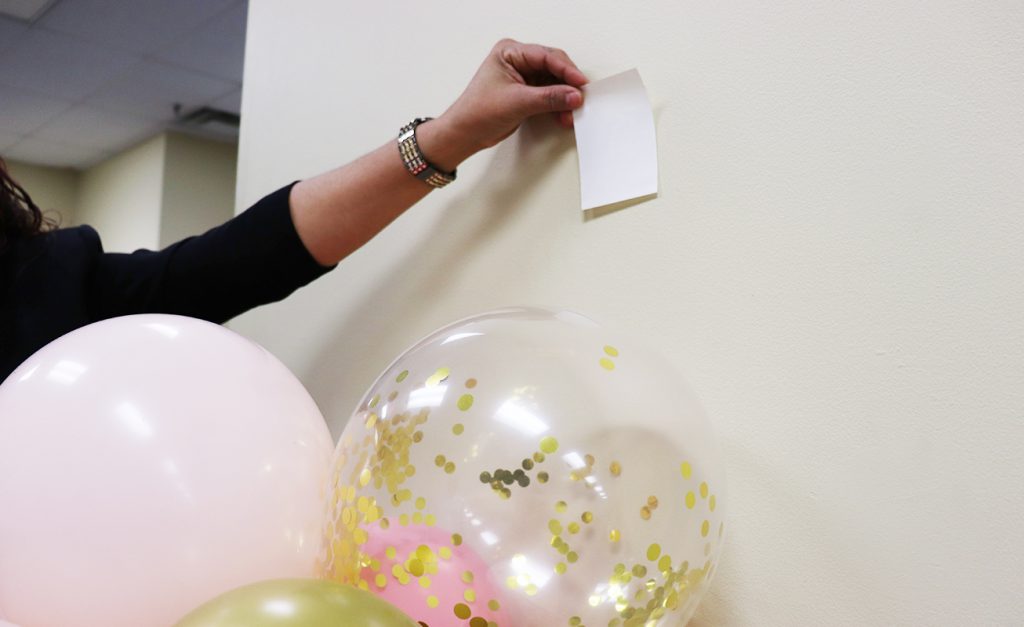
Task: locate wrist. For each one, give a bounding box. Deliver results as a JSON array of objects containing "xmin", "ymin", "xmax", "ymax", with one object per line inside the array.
[{"xmin": 413, "ymin": 116, "xmax": 478, "ymax": 173}]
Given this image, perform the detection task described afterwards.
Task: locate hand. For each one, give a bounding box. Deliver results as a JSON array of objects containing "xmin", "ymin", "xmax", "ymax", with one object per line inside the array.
[{"xmin": 419, "ymin": 39, "xmax": 588, "ymax": 170}]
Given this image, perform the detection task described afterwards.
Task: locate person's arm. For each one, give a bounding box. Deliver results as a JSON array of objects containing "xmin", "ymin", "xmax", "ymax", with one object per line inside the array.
[
  {"xmin": 289, "ymin": 39, "xmax": 588, "ymax": 266},
  {"xmin": 84, "ymin": 40, "xmax": 586, "ymax": 326}
]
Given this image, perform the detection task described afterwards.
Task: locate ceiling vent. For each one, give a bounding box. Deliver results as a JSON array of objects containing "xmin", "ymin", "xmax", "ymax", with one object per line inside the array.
[{"xmin": 172, "ymin": 105, "xmax": 240, "ymax": 141}]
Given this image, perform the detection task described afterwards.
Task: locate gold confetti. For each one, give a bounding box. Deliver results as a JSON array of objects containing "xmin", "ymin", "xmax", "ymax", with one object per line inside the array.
[
  {"xmin": 680, "ymin": 461, "xmax": 692, "ymax": 479},
  {"xmin": 454, "ymin": 603, "xmax": 472, "ymax": 619},
  {"xmin": 426, "ymin": 367, "xmax": 450, "ymax": 386},
  {"xmin": 555, "ymin": 500, "xmax": 567, "ymax": 513},
  {"xmin": 396, "ymin": 370, "xmax": 409, "ymax": 382},
  {"xmin": 581, "ymin": 511, "xmax": 593, "ymax": 524},
  {"xmin": 610, "ymin": 461, "xmax": 622, "ymax": 476},
  {"xmin": 647, "ymin": 495, "xmax": 659, "ymax": 509},
  {"xmin": 452, "ymin": 423, "xmax": 464, "ymax": 435},
  {"xmin": 599, "ymin": 357, "xmax": 615, "ymax": 370},
  {"xmin": 647, "ymin": 543, "xmax": 661, "ymax": 561},
  {"xmin": 465, "ymin": 378, "xmax": 477, "ymax": 388},
  {"xmin": 640, "ymin": 506, "xmax": 651, "ymax": 520},
  {"xmin": 609, "ymin": 529, "xmax": 621, "ymax": 542},
  {"xmin": 539, "ymin": 436, "xmax": 559, "ymax": 454},
  {"xmin": 604, "ymin": 345, "xmax": 619, "ymax": 357},
  {"xmin": 457, "ymin": 394, "xmax": 474, "ymax": 411},
  {"xmin": 700, "ymin": 481, "xmax": 709, "ymax": 498}
]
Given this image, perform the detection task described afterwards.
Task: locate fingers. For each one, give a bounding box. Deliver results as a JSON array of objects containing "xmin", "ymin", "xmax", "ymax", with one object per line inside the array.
[
  {"xmin": 516, "ymin": 84, "xmax": 583, "ymax": 118},
  {"xmin": 497, "ymin": 39, "xmax": 589, "ymax": 89}
]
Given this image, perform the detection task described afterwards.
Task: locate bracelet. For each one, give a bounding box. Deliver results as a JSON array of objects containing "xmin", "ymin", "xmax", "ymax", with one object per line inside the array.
[{"xmin": 398, "ymin": 117, "xmax": 457, "ymax": 188}]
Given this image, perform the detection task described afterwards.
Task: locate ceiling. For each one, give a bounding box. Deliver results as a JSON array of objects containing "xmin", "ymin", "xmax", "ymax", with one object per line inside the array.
[{"xmin": 0, "ymin": 0, "xmax": 247, "ymax": 170}]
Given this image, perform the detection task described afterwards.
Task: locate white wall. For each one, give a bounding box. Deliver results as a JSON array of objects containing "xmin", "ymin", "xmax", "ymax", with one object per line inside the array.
[
  {"xmin": 5, "ymin": 160, "xmax": 78, "ymax": 227},
  {"xmin": 72, "ymin": 132, "xmax": 237, "ymax": 252},
  {"xmin": 76, "ymin": 134, "xmax": 166, "ymax": 252},
  {"xmin": 233, "ymin": 2, "xmax": 1024, "ymax": 625},
  {"xmin": 159, "ymin": 132, "xmax": 237, "ymax": 248}
]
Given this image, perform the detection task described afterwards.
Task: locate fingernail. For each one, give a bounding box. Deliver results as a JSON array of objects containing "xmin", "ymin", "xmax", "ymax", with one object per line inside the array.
[{"xmin": 566, "ymin": 91, "xmax": 582, "ymax": 108}]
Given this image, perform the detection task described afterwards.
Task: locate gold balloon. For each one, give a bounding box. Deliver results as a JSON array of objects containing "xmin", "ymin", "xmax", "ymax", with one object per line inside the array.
[
  {"xmin": 174, "ymin": 578, "xmax": 417, "ymax": 627},
  {"xmin": 318, "ymin": 308, "xmax": 727, "ymax": 626}
]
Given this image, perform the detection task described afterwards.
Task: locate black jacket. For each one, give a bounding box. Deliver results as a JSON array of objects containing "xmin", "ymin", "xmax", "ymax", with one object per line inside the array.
[{"xmin": 0, "ymin": 183, "xmax": 333, "ymax": 382}]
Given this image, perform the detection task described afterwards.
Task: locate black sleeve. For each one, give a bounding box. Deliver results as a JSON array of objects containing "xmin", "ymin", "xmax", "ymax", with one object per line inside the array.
[{"xmin": 87, "ymin": 182, "xmax": 335, "ymax": 324}]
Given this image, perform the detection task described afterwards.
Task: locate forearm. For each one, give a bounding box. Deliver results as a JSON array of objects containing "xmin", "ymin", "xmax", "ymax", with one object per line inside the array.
[
  {"xmin": 289, "ymin": 117, "xmax": 474, "ymax": 267},
  {"xmin": 288, "ymin": 39, "xmax": 586, "ymax": 267}
]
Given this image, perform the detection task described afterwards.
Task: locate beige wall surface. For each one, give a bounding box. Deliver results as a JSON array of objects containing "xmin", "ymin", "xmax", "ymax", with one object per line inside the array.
[
  {"xmin": 68, "ymin": 132, "xmax": 237, "ymax": 253},
  {"xmin": 159, "ymin": 132, "xmax": 237, "ymax": 249},
  {"xmin": 232, "ymin": 2, "xmax": 1024, "ymax": 625},
  {"xmin": 76, "ymin": 135, "xmax": 166, "ymax": 253},
  {"xmin": 5, "ymin": 160, "xmax": 79, "ymax": 227}
]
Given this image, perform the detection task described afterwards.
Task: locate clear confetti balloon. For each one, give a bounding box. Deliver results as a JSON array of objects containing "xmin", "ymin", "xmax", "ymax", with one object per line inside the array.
[{"xmin": 318, "ymin": 308, "xmax": 726, "ymax": 626}]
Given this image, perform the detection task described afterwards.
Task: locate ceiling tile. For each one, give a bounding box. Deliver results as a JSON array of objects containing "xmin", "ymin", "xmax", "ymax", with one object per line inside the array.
[
  {"xmin": 84, "ymin": 61, "xmax": 237, "ymax": 121},
  {"xmin": 32, "ymin": 105, "xmax": 160, "ymax": 152},
  {"xmin": 152, "ymin": 1, "xmax": 246, "ymax": 82},
  {"xmin": 4, "ymin": 136, "xmax": 109, "ymax": 169},
  {"xmin": 0, "ymin": 90, "xmax": 71, "ymax": 134},
  {"xmin": 0, "ymin": 15, "xmax": 29, "ymax": 55},
  {"xmin": 210, "ymin": 87, "xmax": 242, "ymax": 115},
  {"xmin": 38, "ymin": 0, "xmax": 238, "ymax": 54},
  {"xmin": 0, "ymin": 28, "xmax": 141, "ymax": 100}
]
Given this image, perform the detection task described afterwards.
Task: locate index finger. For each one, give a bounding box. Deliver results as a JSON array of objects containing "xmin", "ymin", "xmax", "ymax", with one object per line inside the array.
[{"xmin": 503, "ymin": 42, "xmax": 589, "ymax": 88}]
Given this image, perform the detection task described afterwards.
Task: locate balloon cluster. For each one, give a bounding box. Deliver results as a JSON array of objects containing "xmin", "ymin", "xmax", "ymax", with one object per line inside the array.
[{"xmin": 0, "ymin": 308, "xmax": 725, "ymax": 627}]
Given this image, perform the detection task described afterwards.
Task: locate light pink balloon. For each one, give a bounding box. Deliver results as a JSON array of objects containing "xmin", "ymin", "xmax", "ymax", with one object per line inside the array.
[
  {"xmin": 359, "ymin": 524, "xmax": 509, "ymax": 625},
  {"xmin": 0, "ymin": 315, "xmax": 334, "ymax": 627}
]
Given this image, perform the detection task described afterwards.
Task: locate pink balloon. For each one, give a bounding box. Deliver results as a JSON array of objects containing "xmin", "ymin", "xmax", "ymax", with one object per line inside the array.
[
  {"xmin": 357, "ymin": 524, "xmax": 509, "ymax": 625},
  {"xmin": 0, "ymin": 315, "xmax": 334, "ymax": 627}
]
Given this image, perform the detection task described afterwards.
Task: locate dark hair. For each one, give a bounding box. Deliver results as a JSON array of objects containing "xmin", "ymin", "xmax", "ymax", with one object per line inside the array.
[{"xmin": 0, "ymin": 157, "xmax": 56, "ymax": 254}]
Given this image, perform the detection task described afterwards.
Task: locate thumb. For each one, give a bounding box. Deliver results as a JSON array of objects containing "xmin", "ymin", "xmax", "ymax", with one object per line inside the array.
[{"xmin": 516, "ymin": 84, "xmax": 583, "ymax": 118}]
